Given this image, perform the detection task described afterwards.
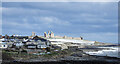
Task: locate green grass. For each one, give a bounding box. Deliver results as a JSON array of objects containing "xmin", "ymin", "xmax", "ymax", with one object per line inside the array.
[
  {"xmin": 2, "ymin": 50, "xmax": 39, "ymax": 60},
  {"xmin": 2, "ymin": 49, "xmax": 73, "ymax": 60}
]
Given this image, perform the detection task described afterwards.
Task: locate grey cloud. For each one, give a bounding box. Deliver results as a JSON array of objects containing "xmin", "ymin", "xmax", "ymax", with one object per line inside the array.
[{"xmin": 2, "ymin": 2, "xmax": 118, "ymax": 43}]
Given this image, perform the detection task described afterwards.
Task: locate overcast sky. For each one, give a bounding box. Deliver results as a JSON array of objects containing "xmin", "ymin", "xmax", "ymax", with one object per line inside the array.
[{"xmin": 2, "ymin": 2, "xmax": 118, "ymax": 43}]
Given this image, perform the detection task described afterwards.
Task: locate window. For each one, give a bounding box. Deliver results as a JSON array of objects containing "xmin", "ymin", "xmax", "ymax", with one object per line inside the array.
[{"xmin": 4, "ymin": 45, "xmax": 6, "ymax": 47}]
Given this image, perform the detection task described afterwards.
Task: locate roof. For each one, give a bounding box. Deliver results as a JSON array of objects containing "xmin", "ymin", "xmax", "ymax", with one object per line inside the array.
[
  {"xmin": 0, "ymin": 42, "xmax": 7, "ymax": 44},
  {"xmin": 33, "ymin": 36, "xmax": 47, "ymax": 42},
  {"xmin": 9, "ymin": 36, "xmax": 28, "ymax": 39}
]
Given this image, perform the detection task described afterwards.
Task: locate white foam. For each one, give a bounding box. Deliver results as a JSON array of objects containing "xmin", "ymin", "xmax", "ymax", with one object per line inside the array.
[{"xmin": 85, "ymin": 47, "xmax": 119, "ymax": 58}]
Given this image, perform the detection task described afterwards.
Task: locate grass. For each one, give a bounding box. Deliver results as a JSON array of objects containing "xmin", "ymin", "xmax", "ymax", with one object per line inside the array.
[
  {"xmin": 2, "ymin": 50, "xmax": 38, "ymax": 60},
  {"xmin": 43, "ymin": 52, "xmax": 59, "ymax": 57},
  {"xmin": 42, "ymin": 49, "xmax": 73, "ymax": 58},
  {"xmin": 2, "ymin": 49, "xmax": 74, "ymax": 61}
]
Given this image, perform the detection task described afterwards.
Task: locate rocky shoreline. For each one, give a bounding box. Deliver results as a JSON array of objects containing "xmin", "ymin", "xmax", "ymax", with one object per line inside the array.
[
  {"xmin": 1, "ymin": 45, "xmax": 120, "ymax": 64},
  {"xmin": 2, "ymin": 50, "xmax": 120, "ymax": 64}
]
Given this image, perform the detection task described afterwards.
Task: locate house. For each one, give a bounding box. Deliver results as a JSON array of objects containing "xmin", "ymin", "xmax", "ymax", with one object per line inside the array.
[
  {"xmin": 25, "ymin": 44, "xmax": 47, "ymax": 54},
  {"xmin": 33, "ymin": 36, "xmax": 51, "ymax": 46},
  {"xmin": 0, "ymin": 43, "xmax": 8, "ymax": 49},
  {"xmin": 26, "ymin": 44, "xmax": 37, "ymax": 49},
  {"xmin": 0, "ymin": 41, "xmax": 8, "ymax": 49},
  {"xmin": 25, "ymin": 36, "xmax": 51, "ymax": 54},
  {"xmin": 0, "ymin": 38, "xmax": 5, "ymax": 41},
  {"xmin": 26, "ymin": 43, "xmax": 48, "ymax": 49},
  {"xmin": 12, "ymin": 41, "xmax": 24, "ymax": 49},
  {"xmin": 37, "ymin": 45, "xmax": 47, "ymax": 49}
]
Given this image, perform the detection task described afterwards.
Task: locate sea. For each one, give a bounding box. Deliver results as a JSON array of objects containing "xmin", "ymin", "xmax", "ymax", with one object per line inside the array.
[{"xmin": 85, "ymin": 45, "xmax": 120, "ymax": 58}]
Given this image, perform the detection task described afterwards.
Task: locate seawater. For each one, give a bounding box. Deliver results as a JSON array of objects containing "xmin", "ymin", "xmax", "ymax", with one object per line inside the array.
[{"xmin": 85, "ymin": 46, "xmax": 120, "ymax": 58}]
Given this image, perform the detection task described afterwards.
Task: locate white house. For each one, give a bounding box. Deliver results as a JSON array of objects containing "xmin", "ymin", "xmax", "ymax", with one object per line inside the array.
[
  {"xmin": 0, "ymin": 41, "xmax": 8, "ymax": 49},
  {"xmin": 0, "ymin": 38, "xmax": 5, "ymax": 41},
  {"xmin": 37, "ymin": 45, "xmax": 47, "ymax": 49}
]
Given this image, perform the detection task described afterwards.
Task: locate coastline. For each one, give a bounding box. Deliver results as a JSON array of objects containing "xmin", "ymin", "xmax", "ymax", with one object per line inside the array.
[
  {"xmin": 2, "ymin": 51, "xmax": 120, "ymax": 64},
  {"xmin": 1, "ymin": 45, "xmax": 120, "ymax": 64}
]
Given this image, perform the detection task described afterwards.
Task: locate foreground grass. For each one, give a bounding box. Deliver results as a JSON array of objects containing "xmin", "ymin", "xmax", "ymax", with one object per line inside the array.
[
  {"xmin": 2, "ymin": 49, "xmax": 73, "ymax": 61},
  {"xmin": 2, "ymin": 50, "xmax": 38, "ymax": 60}
]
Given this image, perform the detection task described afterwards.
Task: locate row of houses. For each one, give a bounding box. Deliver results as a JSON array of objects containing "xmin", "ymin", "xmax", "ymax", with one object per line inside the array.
[
  {"xmin": 0, "ymin": 35, "xmax": 52, "ymax": 54},
  {"xmin": 0, "ymin": 34, "xmax": 97, "ymax": 54}
]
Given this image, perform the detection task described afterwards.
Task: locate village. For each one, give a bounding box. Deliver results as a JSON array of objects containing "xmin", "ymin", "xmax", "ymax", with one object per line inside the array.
[
  {"xmin": 0, "ymin": 31, "xmax": 116, "ymax": 62},
  {"xmin": 0, "ymin": 31, "xmax": 102, "ymax": 51}
]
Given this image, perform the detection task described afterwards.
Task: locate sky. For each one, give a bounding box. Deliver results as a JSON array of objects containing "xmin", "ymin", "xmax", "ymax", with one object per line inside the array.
[{"xmin": 2, "ymin": 2, "xmax": 118, "ymax": 44}]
